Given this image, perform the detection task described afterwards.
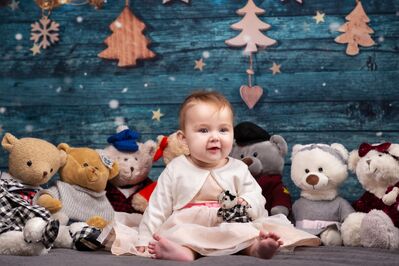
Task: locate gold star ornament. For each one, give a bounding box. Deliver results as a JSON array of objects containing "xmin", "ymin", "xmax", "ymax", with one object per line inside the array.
[
  {"xmin": 194, "ymin": 58, "xmax": 206, "ymax": 71},
  {"xmin": 313, "ymin": 11, "xmax": 325, "ymax": 24},
  {"xmin": 152, "ymin": 108, "xmax": 164, "ymax": 121},
  {"xmin": 30, "ymin": 44, "xmax": 41, "ymax": 56},
  {"xmin": 270, "ymin": 62, "xmax": 281, "ymax": 75}
]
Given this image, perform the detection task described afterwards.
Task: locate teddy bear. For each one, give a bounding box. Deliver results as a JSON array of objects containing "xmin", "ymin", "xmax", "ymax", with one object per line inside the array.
[
  {"xmin": 102, "ymin": 125, "xmax": 157, "ymax": 214},
  {"xmin": 130, "ymin": 131, "xmax": 190, "ymax": 211},
  {"xmin": 0, "ymin": 133, "xmax": 65, "ymax": 255},
  {"xmin": 340, "ymin": 142, "xmax": 399, "ymax": 249},
  {"xmin": 33, "ymin": 143, "xmax": 119, "ymax": 250},
  {"xmin": 290, "ymin": 143, "xmax": 355, "ymax": 246},
  {"xmin": 217, "ymin": 190, "xmax": 253, "ymax": 223},
  {"xmin": 230, "ymin": 121, "xmax": 292, "ymax": 217}
]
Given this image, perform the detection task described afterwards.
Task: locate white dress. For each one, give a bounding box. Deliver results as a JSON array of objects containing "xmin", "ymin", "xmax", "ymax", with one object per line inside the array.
[{"xmin": 98, "ymin": 156, "xmax": 320, "ymax": 256}]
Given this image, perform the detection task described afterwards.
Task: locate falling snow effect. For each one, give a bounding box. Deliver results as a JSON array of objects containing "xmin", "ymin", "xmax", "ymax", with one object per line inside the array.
[
  {"xmin": 121, "ymin": 87, "xmax": 128, "ymax": 93},
  {"xmin": 25, "ymin": 125, "xmax": 34, "ymax": 132},
  {"xmin": 202, "ymin": 51, "xmax": 210, "ymax": 58},
  {"xmin": 15, "ymin": 33, "xmax": 23, "ymax": 40},
  {"xmin": 114, "ymin": 116, "xmax": 125, "ymax": 126},
  {"xmin": 109, "ymin": 99, "xmax": 119, "ymax": 109},
  {"xmin": 76, "ymin": 16, "xmax": 83, "ymax": 23},
  {"xmin": 0, "ymin": 107, "xmax": 6, "ymax": 114},
  {"xmin": 376, "ymin": 132, "xmax": 383, "ymax": 137}
]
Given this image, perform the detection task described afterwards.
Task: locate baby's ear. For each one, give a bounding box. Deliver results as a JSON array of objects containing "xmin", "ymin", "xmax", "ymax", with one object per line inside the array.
[{"xmin": 176, "ymin": 130, "xmax": 187, "ymax": 145}]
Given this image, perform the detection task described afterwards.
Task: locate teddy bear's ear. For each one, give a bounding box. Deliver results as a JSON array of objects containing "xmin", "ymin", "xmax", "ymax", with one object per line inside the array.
[
  {"xmin": 59, "ymin": 149, "xmax": 68, "ymax": 167},
  {"xmin": 108, "ymin": 162, "xmax": 119, "ymax": 180},
  {"xmin": 57, "ymin": 143, "xmax": 71, "ymax": 153},
  {"xmin": 331, "ymin": 143, "xmax": 349, "ymax": 162},
  {"xmin": 388, "ymin": 144, "xmax": 399, "ymax": 158},
  {"xmin": 291, "ymin": 144, "xmax": 304, "ymax": 157},
  {"xmin": 143, "ymin": 140, "xmax": 157, "ymax": 157},
  {"xmin": 347, "ymin": 150, "xmax": 360, "ymax": 172},
  {"xmin": 1, "ymin": 133, "xmax": 19, "ymax": 152},
  {"xmin": 270, "ymin": 135, "xmax": 288, "ymax": 157}
]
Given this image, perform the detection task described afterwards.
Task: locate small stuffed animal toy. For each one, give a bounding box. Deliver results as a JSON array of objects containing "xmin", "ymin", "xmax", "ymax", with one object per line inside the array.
[
  {"xmin": 0, "ymin": 133, "xmax": 65, "ymax": 255},
  {"xmin": 103, "ymin": 125, "xmax": 157, "ymax": 214},
  {"xmin": 217, "ymin": 190, "xmax": 253, "ymax": 223},
  {"xmin": 230, "ymin": 122, "xmax": 292, "ymax": 217},
  {"xmin": 341, "ymin": 142, "xmax": 399, "ymax": 249},
  {"xmin": 291, "ymin": 143, "xmax": 354, "ymax": 246}
]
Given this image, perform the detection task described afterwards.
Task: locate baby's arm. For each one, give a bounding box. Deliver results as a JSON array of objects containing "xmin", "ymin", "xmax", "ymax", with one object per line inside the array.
[
  {"xmin": 137, "ymin": 167, "xmax": 174, "ymax": 247},
  {"xmin": 237, "ymin": 169, "xmax": 267, "ymax": 219}
]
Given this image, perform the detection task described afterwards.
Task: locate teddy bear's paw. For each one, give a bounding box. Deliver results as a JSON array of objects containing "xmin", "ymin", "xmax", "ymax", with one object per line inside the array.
[
  {"xmin": 23, "ymin": 217, "xmax": 47, "ymax": 244},
  {"xmin": 320, "ymin": 228, "xmax": 342, "ymax": 246},
  {"xmin": 382, "ymin": 187, "xmax": 399, "ymax": 206},
  {"xmin": 360, "ymin": 210, "xmax": 398, "ymax": 249},
  {"xmin": 86, "ymin": 216, "xmax": 108, "ymax": 229},
  {"xmin": 341, "ymin": 212, "xmax": 366, "ymax": 246},
  {"xmin": 36, "ymin": 194, "xmax": 63, "ymax": 213},
  {"xmin": 54, "ymin": 225, "xmax": 74, "ymax": 248}
]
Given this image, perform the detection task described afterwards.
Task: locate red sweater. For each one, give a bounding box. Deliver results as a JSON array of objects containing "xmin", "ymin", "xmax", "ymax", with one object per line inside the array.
[
  {"xmin": 352, "ymin": 182, "xmax": 399, "ymax": 227},
  {"xmin": 255, "ymin": 174, "xmax": 292, "ymax": 214}
]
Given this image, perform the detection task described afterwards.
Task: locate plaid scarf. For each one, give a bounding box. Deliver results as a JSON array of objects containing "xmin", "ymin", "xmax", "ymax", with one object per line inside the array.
[{"xmin": 217, "ymin": 204, "xmax": 252, "ymax": 223}]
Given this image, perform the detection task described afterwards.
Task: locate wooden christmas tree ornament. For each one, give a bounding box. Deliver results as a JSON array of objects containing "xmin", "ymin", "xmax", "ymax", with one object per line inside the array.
[
  {"xmin": 335, "ymin": 0, "xmax": 375, "ymax": 56},
  {"xmin": 226, "ymin": 0, "xmax": 276, "ymax": 109},
  {"xmin": 98, "ymin": 0, "xmax": 156, "ymax": 67}
]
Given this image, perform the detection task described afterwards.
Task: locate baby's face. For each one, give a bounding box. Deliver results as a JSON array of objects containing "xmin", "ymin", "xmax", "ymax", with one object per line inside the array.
[{"xmin": 181, "ymin": 102, "xmax": 234, "ymax": 168}]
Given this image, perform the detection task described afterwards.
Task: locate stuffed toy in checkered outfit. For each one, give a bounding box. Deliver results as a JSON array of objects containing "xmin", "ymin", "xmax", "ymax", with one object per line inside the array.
[
  {"xmin": 102, "ymin": 125, "xmax": 157, "ymax": 214},
  {"xmin": 217, "ymin": 190, "xmax": 254, "ymax": 223},
  {"xmin": 341, "ymin": 142, "xmax": 399, "ymax": 250},
  {"xmin": 0, "ymin": 133, "xmax": 65, "ymax": 255}
]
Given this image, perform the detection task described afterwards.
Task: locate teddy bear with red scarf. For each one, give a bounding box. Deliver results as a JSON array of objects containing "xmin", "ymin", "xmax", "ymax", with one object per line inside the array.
[{"xmin": 341, "ymin": 142, "xmax": 399, "ymax": 249}]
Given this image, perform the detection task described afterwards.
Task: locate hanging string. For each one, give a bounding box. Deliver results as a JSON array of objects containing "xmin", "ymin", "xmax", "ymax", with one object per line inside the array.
[
  {"xmin": 126, "ymin": 0, "xmax": 129, "ymax": 6},
  {"xmin": 247, "ymin": 53, "xmax": 254, "ymax": 87}
]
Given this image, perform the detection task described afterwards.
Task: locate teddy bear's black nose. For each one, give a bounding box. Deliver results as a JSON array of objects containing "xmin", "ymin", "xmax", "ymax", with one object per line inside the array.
[{"xmin": 130, "ymin": 167, "xmax": 134, "ymax": 172}]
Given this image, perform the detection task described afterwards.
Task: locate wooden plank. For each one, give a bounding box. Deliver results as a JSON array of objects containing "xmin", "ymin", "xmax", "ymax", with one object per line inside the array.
[
  {"xmin": 0, "ymin": 0, "xmax": 396, "ymax": 21},
  {"xmin": 0, "ymin": 70, "xmax": 398, "ymax": 106}
]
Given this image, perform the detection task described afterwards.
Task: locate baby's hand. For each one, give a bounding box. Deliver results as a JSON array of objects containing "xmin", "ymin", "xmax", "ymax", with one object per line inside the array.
[
  {"xmin": 137, "ymin": 246, "xmax": 146, "ymax": 253},
  {"xmin": 237, "ymin": 197, "xmax": 249, "ymax": 206}
]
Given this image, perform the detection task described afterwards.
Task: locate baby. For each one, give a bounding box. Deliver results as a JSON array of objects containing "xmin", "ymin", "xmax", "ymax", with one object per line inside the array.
[{"xmin": 134, "ymin": 91, "xmax": 320, "ymax": 261}]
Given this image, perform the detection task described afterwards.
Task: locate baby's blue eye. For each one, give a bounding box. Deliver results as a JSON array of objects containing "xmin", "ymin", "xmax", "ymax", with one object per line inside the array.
[
  {"xmin": 199, "ymin": 128, "xmax": 208, "ymax": 133},
  {"xmin": 220, "ymin": 128, "xmax": 229, "ymax": 133}
]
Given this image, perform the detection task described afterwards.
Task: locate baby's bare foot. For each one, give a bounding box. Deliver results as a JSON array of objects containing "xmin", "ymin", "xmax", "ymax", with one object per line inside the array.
[
  {"xmin": 148, "ymin": 234, "xmax": 196, "ymax": 261},
  {"xmin": 249, "ymin": 231, "xmax": 283, "ymax": 259}
]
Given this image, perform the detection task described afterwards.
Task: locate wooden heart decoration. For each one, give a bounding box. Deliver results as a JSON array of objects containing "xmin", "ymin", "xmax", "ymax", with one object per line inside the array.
[{"xmin": 240, "ymin": 85, "xmax": 263, "ymax": 109}]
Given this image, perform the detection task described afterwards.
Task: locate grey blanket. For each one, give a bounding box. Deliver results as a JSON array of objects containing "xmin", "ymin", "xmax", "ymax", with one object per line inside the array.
[{"xmin": 1, "ymin": 246, "xmax": 398, "ymax": 266}]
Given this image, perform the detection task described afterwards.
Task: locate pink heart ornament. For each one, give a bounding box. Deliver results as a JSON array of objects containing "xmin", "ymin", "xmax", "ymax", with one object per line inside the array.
[{"xmin": 240, "ymin": 85, "xmax": 263, "ymax": 109}]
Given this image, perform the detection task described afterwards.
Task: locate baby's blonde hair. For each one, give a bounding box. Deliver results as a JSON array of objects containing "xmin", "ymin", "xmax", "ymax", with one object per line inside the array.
[{"xmin": 178, "ymin": 90, "xmax": 234, "ymax": 130}]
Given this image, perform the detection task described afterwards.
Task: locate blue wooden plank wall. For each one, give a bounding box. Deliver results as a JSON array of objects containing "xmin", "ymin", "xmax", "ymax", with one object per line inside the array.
[{"xmin": 0, "ymin": 0, "xmax": 398, "ymax": 202}]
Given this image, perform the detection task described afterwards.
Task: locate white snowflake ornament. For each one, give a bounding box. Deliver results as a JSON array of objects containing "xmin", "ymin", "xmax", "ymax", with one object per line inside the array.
[{"xmin": 30, "ymin": 16, "xmax": 60, "ymax": 50}]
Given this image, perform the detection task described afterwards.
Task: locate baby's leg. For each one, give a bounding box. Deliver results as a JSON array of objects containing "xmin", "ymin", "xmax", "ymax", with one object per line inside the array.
[
  {"xmin": 241, "ymin": 230, "xmax": 283, "ymax": 259},
  {"xmin": 148, "ymin": 234, "xmax": 197, "ymax": 261}
]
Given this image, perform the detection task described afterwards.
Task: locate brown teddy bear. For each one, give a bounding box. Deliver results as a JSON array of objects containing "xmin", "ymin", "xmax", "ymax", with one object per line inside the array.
[
  {"xmin": 35, "ymin": 143, "xmax": 119, "ymax": 229},
  {"xmin": 0, "ymin": 133, "xmax": 66, "ymax": 255}
]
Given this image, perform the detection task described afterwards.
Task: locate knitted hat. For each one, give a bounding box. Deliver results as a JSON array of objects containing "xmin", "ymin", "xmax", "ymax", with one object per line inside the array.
[
  {"xmin": 234, "ymin": 122, "xmax": 270, "ymax": 146},
  {"xmin": 107, "ymin": 129, "xmax": 140, "ymax": 152}
]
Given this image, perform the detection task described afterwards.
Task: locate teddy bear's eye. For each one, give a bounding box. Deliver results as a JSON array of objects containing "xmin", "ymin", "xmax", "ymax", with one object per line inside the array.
[
  {"xmin": 135, "ymin": 158, "xmax": 138, "ymax": 161},
  {"xmin": 95, "ymin": 167, "xmax": 99, "ymax": 170},
  {"xmin": 50, "ymin": 168, "xmax": 53, "ymax": 173},
  {"xmin": 83, "ymin": 163, "xmax": 89, "ymax": 167},
  {"xmin": 318, "ymin": 167, "xmax": 323, "ymax": 172},
  {"xmin": 27, "ymin": 160, "xmax": 32, "ymax": 167},
  {"xmin": 378, "ymin": 154, "xmax": 382, "ymax": 157},
  {"xmin": 240, "ymin": 154, "xmax": 244, "ymax": 159},
  {"xmin": 305, "ymin": 169, "xmax": 310, "ymax": 173},
  {"xmin": 253, "ymin": 152, "xmax": 258, "ymax": 157},
  {"xmin": 124, "ymin": 158, "xmax": 128, "ymax": 161}
]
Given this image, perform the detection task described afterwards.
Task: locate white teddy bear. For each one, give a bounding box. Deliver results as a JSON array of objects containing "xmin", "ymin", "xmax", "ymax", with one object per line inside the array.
[
  {"xmin": 341, "ymin": 142, "xmax": 399, "ymax": 249},
  {"xmin": 291, "ymin": 143, "xmax": 354, "ymax": 246}
]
